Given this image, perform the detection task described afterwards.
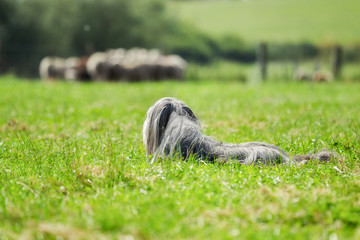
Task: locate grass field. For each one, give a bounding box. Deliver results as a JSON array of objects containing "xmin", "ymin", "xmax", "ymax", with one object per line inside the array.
[
  {"xmin": 170, "ymin": 0, "xmax": 360, "ymax": 44},
  {"xmin": 1, "ymin": 76, "xmax": 360, "ymax": 239},
  {"xmin": 187, "ymin": 61, "xmax": 360, "ymax": 83}
]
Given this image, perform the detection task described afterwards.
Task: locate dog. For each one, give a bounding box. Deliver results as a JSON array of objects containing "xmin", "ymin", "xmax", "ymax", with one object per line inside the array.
[{"xmin": 142, "ymin": 97, "xmax": 337, "ymax": 165}]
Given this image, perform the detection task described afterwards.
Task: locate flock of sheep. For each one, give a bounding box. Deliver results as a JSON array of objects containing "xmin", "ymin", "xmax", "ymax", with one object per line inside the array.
[
  {"xmin": 39, "ymin": 48, "xmax": 187, "ymax": 82},
  {"xmin": 39, "ymin": 48, "xmax": 334, "ymax": 83},
  {"xmin": 293, "ymin": 63, "xmax": 334, "ymax": 82},
  {"xmin": 294, "ymin": 69, "xmax": 334, "ymax": 82}
]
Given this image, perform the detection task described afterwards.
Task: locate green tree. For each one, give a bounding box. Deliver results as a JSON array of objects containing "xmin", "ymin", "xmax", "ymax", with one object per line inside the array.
[
  {"xmin": 72, "ymin": 0, "xmax": 176, "ymax": 55},
  {"xmin": 0, "ymin": 0, "xmax": 14, "ymax": 35},
  {"xmin": 1, "ymin": 0, "xmax": 179, "ymax": 76}
]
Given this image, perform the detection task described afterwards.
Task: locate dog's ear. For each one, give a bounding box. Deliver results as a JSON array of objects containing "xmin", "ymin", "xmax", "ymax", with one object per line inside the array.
[
  {"xmin": 157, "ymin": 103, "xmax": 175, "ymax": 143},
  {"xmin": 183, "ymin": 106, "xmax": 198, "ymax": 120}
]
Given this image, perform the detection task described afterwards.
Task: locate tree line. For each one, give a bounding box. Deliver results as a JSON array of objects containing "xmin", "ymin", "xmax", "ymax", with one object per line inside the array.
[
  {"xmin": 1, "ymin": 0, "xmax": 358, "ymax": 78},
  {"xmin": 0, "ymin": 0, "xmax": 258, "ymax": 77}
]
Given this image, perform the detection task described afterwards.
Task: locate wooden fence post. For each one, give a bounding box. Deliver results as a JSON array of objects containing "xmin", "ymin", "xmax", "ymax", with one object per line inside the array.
[
  {"xmin": 332, "ymin": 45, "xmax": 343, "ymax": 80},
  {"xmin": 258, "ymin": 42, "xmax": 268, "ymax": 81}
]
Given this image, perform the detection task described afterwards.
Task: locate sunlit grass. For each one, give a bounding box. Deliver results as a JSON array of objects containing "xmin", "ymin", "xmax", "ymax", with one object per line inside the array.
[
  {"xmin": 186, "ymin": 61, "xmax": 360, "ymax": 83},
  {"xmin": 0, "ymin": 76, "xmax": 360, "ymax": 239},
  {"xmin": 171, "ymin": 0, "xmax": 360, "ymax": 44}
]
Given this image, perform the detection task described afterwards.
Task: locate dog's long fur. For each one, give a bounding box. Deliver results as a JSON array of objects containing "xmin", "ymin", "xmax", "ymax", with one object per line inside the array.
[{"xmin": 143, "ymin": 97, "xmax": 337, "ymax": 165}]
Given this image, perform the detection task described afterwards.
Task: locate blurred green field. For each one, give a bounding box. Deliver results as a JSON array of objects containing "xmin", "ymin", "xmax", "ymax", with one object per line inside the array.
[
  {"xmin": 187, "ymin": 61, "xmax": 360, "ymax": 82},
  {"xmin": 170, "ymin": 0, "xmax": 360, "ymax": 44},
  {"xmin": 1, "ymin": 77, "xmax": 360, "ymax": 239}
]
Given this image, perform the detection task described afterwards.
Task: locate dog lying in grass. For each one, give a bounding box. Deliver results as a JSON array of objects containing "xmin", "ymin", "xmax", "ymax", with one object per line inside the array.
[{"xmin": 142, "ymin": 97, "xmax": 338, "ymax": 165}]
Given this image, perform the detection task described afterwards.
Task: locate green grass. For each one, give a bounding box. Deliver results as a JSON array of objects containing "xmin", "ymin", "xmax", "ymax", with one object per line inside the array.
[
  {"xmin": 1, "ymin": 76, "xmax": 360, "ymax": 239},
  {"xmin": 186, "ymin": 61, "xmax": 360, "ymax": 83},
  {"xmin": 170, "ymin": 0, "xmax": 360, "ymax": 44}
]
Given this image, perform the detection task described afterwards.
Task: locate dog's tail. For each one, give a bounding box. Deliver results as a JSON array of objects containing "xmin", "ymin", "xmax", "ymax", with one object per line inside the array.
[{"xmin": 293, "ymin": 149, "xmax": 339, "ymax": 164}]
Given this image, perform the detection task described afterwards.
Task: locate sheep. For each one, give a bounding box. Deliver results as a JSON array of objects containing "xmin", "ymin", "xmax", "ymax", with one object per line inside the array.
[
  {"xmin": 64, "ymin": 57, "xmax": 80, "ymax": 81},
  {"xmin": 312, "ymin": 70, "xmax": 334, "ymax": 82},
  {"xmin": 155, "ymin": 55, "xmax": 187, "ymax": 80},
  {"xmin": 44, "ymin": 48, "xmax": 187, "ymax": 82},
  {"xmin": 39, "ymin": 57, "xmax": 65, "ymax": 80},
  {"xmin": 86, "ymin": 52, "xmax": 111, "ymax": 81}
]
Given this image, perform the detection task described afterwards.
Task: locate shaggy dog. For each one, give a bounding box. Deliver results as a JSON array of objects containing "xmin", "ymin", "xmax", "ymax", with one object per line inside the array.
[{"xmin": 143, "ymin": 97, "xmax": 337, "ymax": 165}]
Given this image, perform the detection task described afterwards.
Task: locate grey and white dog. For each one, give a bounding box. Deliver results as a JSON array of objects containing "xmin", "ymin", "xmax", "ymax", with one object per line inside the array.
[{"xmin": 143, "ymin": 97, "xmax": 336, "ymax": 165}]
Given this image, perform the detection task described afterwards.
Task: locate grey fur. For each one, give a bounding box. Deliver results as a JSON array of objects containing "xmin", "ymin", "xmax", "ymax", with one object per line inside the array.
[
  {"xmin": 143, "ymin": 97, "xmax": 338, "ymax": 165},
  {"xmin": 143, "ymin": 97, "xmax": 293, "ymax": 165}
]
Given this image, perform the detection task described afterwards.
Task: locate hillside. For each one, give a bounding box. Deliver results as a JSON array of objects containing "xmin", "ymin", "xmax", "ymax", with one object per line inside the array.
[{"xmin": 170, "ymin": 0, "xmax": 360, "ymax": 44}]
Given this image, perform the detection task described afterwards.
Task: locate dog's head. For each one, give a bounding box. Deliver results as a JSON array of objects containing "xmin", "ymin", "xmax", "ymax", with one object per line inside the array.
[{"xmin": 142, "ymin": 97, "xmax": 199, "ymax": 155}]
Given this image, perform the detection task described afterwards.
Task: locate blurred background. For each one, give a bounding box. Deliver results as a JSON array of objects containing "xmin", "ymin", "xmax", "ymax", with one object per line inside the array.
[{"xmin": 0, "ymin": 0, "xmax": 359, "ymax": 81}]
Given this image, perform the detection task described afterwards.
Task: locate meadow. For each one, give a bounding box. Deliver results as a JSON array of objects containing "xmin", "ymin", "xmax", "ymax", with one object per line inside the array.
[
  {"xmin": 170, "ymin": 0, "xmax": 360, "ymax": 44},
  {"xmin": 0, "ymin": 75, "xmax": 360, "ymax": 239},
  {"xmin": 186, "ymin": 61, "xmax": 360, "ymax": 83}
]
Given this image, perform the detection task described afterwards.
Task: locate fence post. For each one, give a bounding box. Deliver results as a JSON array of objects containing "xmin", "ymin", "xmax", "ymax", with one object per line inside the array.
[
  {"xmin": 258, "ymin": 42, "xmax": 268, "ymax": 81},
  {"xmin": 332, "ymin": 45, "xmax": 343, "ymax": 80}
]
